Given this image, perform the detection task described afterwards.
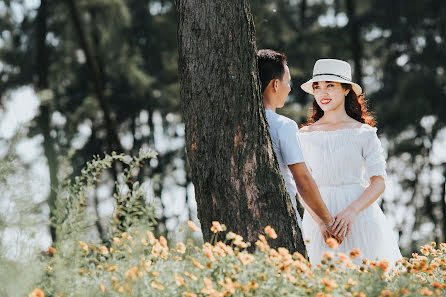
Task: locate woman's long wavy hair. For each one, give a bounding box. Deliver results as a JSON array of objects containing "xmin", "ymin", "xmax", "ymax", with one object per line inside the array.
[{"xmin": 306, "ymin": 82, "xmax": 376, "ymax": 127}]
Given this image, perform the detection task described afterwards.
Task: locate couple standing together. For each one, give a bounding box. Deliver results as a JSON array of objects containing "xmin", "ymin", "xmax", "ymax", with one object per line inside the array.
[{"xmin": 257, "ymin": 49, "xmax": 402, "ymax": 265}]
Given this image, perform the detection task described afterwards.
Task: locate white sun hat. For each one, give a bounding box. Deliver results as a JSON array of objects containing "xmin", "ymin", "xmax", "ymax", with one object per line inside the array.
[{"xmin": 300, "ymin": 59, "xmax": 362, "ymax": 95}]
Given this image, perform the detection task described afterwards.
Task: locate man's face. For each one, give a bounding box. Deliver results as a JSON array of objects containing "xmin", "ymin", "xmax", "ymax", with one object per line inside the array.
[{"xmin": 276, "ymin": 64, "xmax": 291, "ymax": 108}]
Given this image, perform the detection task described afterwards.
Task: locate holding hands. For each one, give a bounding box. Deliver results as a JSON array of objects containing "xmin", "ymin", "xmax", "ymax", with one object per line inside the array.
[
  {"xmin": 332, "ymin": 206, "xmax": 357, "ymax": 238},
  {"xmin": 319, "ymin": 219, "xmax": 344, "ymax": 244}
]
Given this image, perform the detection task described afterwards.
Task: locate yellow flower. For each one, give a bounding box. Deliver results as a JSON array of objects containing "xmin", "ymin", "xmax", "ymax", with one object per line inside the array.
[
  {"xmin": 264, "ymin": 226, "xmax": 277, "ymax": 239},
  {"xmin": 326, "ymin": 238, "xmax": 339, "ymax": 249},
  {"xmin": 187, "ymin": 220, "xmax": 200, "ymax": 232},
  {"xmin": 141, "ymin": 238, "xmax": 148, "ymax": 246},
  {"xmin": 29, "ymin": 288, "xmax": 45, "ymax": 297},
  {"xmin": 151, "ymin": 281, "xmax": 165, "ymax": 291}
]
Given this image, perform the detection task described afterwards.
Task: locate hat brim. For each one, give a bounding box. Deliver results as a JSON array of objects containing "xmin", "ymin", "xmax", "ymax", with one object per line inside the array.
[{"xmin": 300, "ymin": 75, "xmax": 362, "ymax": 96}]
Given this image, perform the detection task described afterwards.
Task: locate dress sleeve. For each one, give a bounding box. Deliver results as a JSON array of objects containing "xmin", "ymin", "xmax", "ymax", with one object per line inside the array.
[
  {"xmin": 362, "ymin": 129, "xmax": 387, "ymax": 181},
  {"xmin": 278, "ymin": 121, "xmax": 305, "ymax": 165}
]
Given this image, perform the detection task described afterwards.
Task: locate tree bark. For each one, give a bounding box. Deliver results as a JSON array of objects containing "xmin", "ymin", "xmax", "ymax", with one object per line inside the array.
[
  {"xmin": 176, "ymin": 0, "xmax": 304, "ymax": 254},
  {"xmin": 441, "ymin": 164, "xmax": 446, "ymax": 242},
  {"xmin": 36, "ymin": 0, "xmax": 59, "ymax": 242}
]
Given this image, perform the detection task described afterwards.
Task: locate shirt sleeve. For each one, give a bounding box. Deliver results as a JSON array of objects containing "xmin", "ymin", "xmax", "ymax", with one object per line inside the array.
[
  {"xmin": 278, "ymin": 121, "xmax": 305, "ymax": 165},
  {"xmin": 362, "ymin": 129, "xmax": 387, "ymax": 181}
]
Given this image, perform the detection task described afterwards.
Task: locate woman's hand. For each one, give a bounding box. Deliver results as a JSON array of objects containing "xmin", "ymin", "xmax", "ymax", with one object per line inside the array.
[
  {"xmin": 332, "ymin": 207, "xmax": 357, "ymax": 238},
  {"xmin": 318, "ymin": 222, "xmax": 344, "ymax": 244}
]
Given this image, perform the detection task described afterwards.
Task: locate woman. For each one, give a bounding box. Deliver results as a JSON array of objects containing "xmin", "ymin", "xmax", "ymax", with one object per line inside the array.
[{"xmin": 299, "ymin": 59, "xmax": 402, "ymax": 265}]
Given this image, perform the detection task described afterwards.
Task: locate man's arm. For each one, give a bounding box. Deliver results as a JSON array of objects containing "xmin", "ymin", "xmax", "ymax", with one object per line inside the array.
[{"xmin": 288, "ymin": 163, "xmax": 333, "ymax": 225}]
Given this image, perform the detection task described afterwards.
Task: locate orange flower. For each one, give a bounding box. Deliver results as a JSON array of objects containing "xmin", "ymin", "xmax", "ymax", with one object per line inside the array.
[
  {"xmin": 177, "ymin": 242, "xmax": 186, "ymax": 254},
  {"xmin": 380, "ymin": 290, "xmax": 393, "ymax": 296},
  {"xmin": 29, "ymin": 288, "xmax": 45, "ymax": 297},
  {"xmin": 99, "ymin": 283, "xmax": 106, "ymax": 293},
  {"xmin": 210, "ymin": 221, "xmax": 226, "ymax": 233},
  {"xmin": 45, "ymin": 247, "xmax": 56, "ymax": 255},
  {"xmin": 202, "ymin": 243, "xmax": 216, "ymax": 261},
  {"xmin": 238, "ymin": 252, "xmax": 254, "ymax": 266},
  {"xmin": 182, "ymin": 292, "xmax": 197, "ymax": 297},
  {"xmin": 264, "ymin": 226, "xmax": 277, "ymax": 239},
  {"xmin": 320, "ymin": 278, "xmax": 338, "ymax": 292},
  {"xmin": 187, "ymin": 220, "xmax": 200, "ymax": 232},
  {"xmin": 349, "ymin": 248, "xmax": 361, "ymax": 258},
  {"xmin": 218, "ymin": 277, "xmax": 241, "ymax": 295},
  {"xmin": 175, "ymin": 273, "xmax": 185, "ymax": 287},
  {"xmin": 184, "ymin": 271, "xmax": 198, "ymax": 281},
  {"xmin": 146, "ymin": 231, "xmax": 157, "ymax": 245},
  {"xmin": 99, "ymin": 246, "xmax": 108, "ymax": 255},
  {"xmin": 191, "ymin": 257, "xmax": 205, "ymax": 269},
  {"xmin": 151, "ymin": 281, "xmax": 165, "ymax": 291},
  {"xmin": 79, "ymin": 241, "xmax": 89, "ymax": 252},
  {"xmin": 200, "ymin": 277, "xmax": 216, "ymax": 295},
  {"xmin": 420, "ymin": 287, "xmax": 433, "ymax": 296},
  {"xmin": 124, "ymin": 266, "xmax": 140, "ymax": 280},
  {"xmin": 379, "ymin": 259, "xmax": 389, "ymax": 271},
  {"xmin": 326, "ymin": 238, "xmax": 339, "ymax": 249},
  {"xmin": 160, "ymin": 236, "xmax": 168, "ymax": 249},
  {"xmin": 399, "ymin": 288, "xmax": 409, "ymax": 295},
  {"xmin": 347, "ymin": 278, "xmax": 357, "ymax": 286}
]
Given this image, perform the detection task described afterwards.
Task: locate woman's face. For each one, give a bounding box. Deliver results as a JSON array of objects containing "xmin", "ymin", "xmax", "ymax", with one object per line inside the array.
[{"xmin": 312, "ymin": 81, "xmax": 349, "ymax": 112}]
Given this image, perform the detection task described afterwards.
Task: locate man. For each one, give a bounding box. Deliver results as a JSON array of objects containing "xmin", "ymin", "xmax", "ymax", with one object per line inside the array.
[{"xmin": 257, "ymin": 49, "xmax": 338, "ymax": 242}]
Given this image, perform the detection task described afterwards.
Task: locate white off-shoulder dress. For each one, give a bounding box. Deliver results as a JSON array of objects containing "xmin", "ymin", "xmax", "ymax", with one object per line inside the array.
[{"xmin": 299, "ymin": 125, "xmax": 402, "ymax": 265}]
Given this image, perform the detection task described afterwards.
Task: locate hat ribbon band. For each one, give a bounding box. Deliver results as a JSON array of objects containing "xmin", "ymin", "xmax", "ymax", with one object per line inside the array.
[{"xmin": 312, "ymin": 73, "xmax": 352, "ymax": 82}]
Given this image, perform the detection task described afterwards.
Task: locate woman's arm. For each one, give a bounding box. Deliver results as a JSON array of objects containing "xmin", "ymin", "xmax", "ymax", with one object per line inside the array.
[{"xmin": 332, "ymin": 175, "xmax": 385, "ymax": 237}]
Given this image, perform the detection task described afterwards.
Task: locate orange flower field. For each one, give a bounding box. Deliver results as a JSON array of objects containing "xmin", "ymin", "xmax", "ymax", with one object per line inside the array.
[{"xmin": 28, "ymin": 223, "xmax": 446, "ymax": 297}]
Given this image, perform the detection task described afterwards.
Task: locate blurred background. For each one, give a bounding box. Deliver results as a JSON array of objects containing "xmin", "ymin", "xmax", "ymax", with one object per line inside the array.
[{"xmin": 1, "ymin": 0, "xmax": 445, "ymax": 259}]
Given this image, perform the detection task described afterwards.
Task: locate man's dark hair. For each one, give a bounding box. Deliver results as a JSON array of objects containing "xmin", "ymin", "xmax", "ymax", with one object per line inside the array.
[{"xmin": 257, "ymin": 49, "xmax": 287, "ymax": 93}]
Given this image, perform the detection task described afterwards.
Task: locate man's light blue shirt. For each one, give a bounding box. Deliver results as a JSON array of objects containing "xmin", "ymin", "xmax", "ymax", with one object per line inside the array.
[{"xmin": 265, "ymin": 109, "xmax": 305, "ymax": 229}]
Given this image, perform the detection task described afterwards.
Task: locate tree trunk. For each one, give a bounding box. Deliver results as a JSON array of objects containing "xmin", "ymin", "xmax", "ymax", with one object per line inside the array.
[
  {"xmin": 66, "ymin": 0, "xmax": 123, "ymax": 154},
  {"xmin": 36, "ymin": 0, "xmax": 59, "ymax": 242},
  {"xmin": 441, "ymin": 164, "xmax": 446, "ymax": 242},
  {"xmin": 176, "ymin": 0, "xmax": 304, "ymax": 254},
  {"xmin": 346, "ymin": 0, "xmax": 363, "ymax": 87}
]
